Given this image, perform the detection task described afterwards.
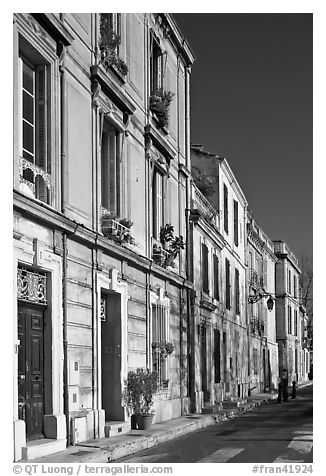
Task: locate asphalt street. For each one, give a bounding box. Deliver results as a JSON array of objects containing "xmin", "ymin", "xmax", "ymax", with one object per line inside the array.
[{"xmin": 116, "ymin": 384, "xmax": 313, "ymax": 463}]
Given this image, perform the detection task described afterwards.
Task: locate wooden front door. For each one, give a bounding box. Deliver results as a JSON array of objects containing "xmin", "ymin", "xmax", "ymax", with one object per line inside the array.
[{"xmin": 18, "ymin": 303, "xmax": 45, "ymax": 440}]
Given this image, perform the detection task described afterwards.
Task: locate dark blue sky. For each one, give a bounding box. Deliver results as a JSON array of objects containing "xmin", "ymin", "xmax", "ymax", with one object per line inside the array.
[{"xmin": 174, "ymin": 13, "xmax": 312, "ymax": 257}]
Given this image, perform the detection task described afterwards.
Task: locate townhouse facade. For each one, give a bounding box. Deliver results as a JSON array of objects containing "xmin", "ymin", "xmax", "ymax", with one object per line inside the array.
[
  {"xmin": 273, "ymin": 241, "xmax": 303, "ymax": 384},
  {"xmin": 190, "ymin": 145, "xmax": 249, "ymax": 401},
  {"xmin": 13, "ymin": 13, "xmax": 194, "ymax": 461},
  {"xmin": 247, "ymin": 212, "xmax": 279, "ymax": 394},
  {"xmin": 13, "ymin": 12, "xmax": 310, "ymax": 464},
  {"xmin": 188, "ymin": 181, "xmax": 225, "ymax": 413}
]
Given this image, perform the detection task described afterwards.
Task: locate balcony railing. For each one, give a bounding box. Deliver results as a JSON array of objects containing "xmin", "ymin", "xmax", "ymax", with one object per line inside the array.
[
  {"xmin": 18, "ymin": 156, "xmax": 51, "ymax": 202},
  {"xmin": 250, "ymin": 316, "xmax": 265, "ymax": 336},
  {"xmin": 191, "ymin": 186, "xmax": 219, "ymax": 228},
  {"xmin": 152, "ymin": 238, "xmax": 174, "ymax": 268},
  {"xmin": 249, "ymin": 268, "xmax": 265, "ymax": 289}
]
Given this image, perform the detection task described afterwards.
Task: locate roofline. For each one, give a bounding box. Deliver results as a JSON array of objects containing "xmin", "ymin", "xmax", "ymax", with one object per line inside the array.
[
  {"xmin": 162, "ymin": 14, "xmax": 196, "ymax": 65},
  {"xmin": 190, "ymin": 144, "xmax": 248, "ymax": 207}
]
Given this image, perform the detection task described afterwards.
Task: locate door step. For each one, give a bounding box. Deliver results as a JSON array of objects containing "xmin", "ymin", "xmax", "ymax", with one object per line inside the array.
[
  {"xmin": 22, "ymin": 438, "xmax": 66, "ymax": 460},
  {"xmin": 222, "ymin": 398, "xmax": 247, "ymax": 409},
  {"xmin": 202, "ymin": 402, "xmax": 223, "ymax": 414},
  {"xmin": 104, "ymin": 421, "xmax": 130, "ymax": 438}
]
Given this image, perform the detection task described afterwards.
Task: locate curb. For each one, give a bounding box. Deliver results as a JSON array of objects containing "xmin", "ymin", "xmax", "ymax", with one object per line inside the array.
[{"xmin": 73, "ymin": 393, "xmax": 278, "ymax": 463}]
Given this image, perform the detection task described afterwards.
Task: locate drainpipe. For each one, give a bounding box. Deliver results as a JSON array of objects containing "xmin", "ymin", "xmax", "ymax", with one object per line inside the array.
[
  {"xmin": 184, "ymin": 64, "xmax": 194, "ymax": 409},
  {"xmin": 59, "ymin": 41, "xmax": 70, "ymax": 446}
]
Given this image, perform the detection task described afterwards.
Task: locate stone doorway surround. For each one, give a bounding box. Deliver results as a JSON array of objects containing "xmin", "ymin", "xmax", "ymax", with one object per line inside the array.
[
  {"xmin": 13, "ymin": 236, "xmax": 66, "ymax": 461},
  {"xmin": 96, "ymin": 269, "xmax": 128, "ymax": 431}
]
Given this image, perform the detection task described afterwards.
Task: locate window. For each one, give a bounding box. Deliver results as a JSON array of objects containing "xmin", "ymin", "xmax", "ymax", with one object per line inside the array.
[
  {"xmin": 202, "ymin": 243, "xmax": 209, "ymax": 294},
  {"xmin": 288, "ymin": 305, "xmax": 292, "ymax": 334},
  {"xmin": 225, "ymin": 258, "xmax": 231, "ymax": 309},
  {"xmin": 151, "ymin": 302, "xmax": 170, "ymax": 386},
  {"xmin": 235, "ymin": 268, "xmax": 240, "ymax": 315},
  {"xmin": 101, "ymin": 119, "xmax": 121, "ymax": 216},
  {"xmin": 100, "ymin": 293, "xmax": 109, "ymax": 322},
  {"xmin": 18, "ymin": 56, "xmax": 51, "ymax": 203},
  {"xmin": 213, "ymin": 254, "xmax": 220, "ymax": 301},
  {"xmin": 253, "ymin": 348, "xmax": 258, "ymax": 375},
  {"xmin": 223, "ymin": 332, "xmax": 227, "ymax": 373},
  {"xmin": 152, "ymin": 169, "xmax": 164, "ymax": 239},
  {"xmin": 294, "ymin": 310, "xmax": 298, "ymax": 336},
  {"xmin": 249, "ymin": 251, "xmax": 253, "ymax": 270},
  {"xmin": 101, "ymin": 13, "xmax": 121, "ymax": 53},
  {"xmin": 233, "ymin": 200, "xmax": 239, "ymax": 246},
  {"xmin": 223, "ymin": 185, "xmax": 229, "ymax": 233},
  {"xmin": 288, "ymin": 269, "xmax": 291, "ymax": 294},
  {"xmin": 214, "ymin": 329, "xmax": 221, "ymax": 383},
  {"xmin": 293, "ymin": 275, "xmax": 297, "ymax": 298},
  {"xmin": 150, "ymin": 36, "xmax": 164, "ymax": 94}
]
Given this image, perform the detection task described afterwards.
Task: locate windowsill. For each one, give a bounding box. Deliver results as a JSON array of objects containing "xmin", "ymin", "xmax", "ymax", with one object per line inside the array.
[
  {"xmin": 91, "ymin": 64, "xmax": 136, "ymax": 118},
  {"xmin": 150, "ymin": 112, "xmax": 169, "ymax": 135},
  {"xmin": 17, "ymin": 183, "xmax": 54, "ymax": 209},
  {"xmin": 106, "ymin": 63, "xmax": 127, "ymax": 84}
]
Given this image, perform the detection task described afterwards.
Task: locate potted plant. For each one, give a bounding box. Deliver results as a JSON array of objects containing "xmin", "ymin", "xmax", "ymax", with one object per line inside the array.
[
  {"xmin": 101, "ymin": 212, "xmax": 119, "ymax": 236},
  {"xmin": 149, "ymin": 89, "xmax": 175, "ymax": 129},
  {"xmin": 152, "ymin": 341, "xmax": 175, "ymax": 360},
  {"xmin": 122, "ymin": 369, "xmax": 158, "ymax": 430},
  {"xmin": 99, "ymin": 14, "xmax": 128, "ymax": 77},
  {"xmin": 156, "ymin": 224, "xmax": 185, "ymax": 268}
]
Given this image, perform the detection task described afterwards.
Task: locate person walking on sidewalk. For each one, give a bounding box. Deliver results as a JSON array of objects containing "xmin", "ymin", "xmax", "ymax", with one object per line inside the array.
[{"xmin": 281, "ymin": 368, "xmax": 289, "ymax": 402}]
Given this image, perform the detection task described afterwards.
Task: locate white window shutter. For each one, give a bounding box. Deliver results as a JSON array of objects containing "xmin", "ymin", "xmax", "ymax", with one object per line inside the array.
[{"xmin": 35, "ymin": 64, "xmax": 48, "ymax": 203}]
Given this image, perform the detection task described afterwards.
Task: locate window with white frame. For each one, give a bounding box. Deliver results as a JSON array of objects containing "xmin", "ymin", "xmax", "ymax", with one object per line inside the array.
[
  {"xmin": 100, "ymin": 13, "xmax": 121, "ymax": 53},
  {"xmin": 150, "ymin": 36, "xmax": 164, "ymax": 94},
  {"xmin": 152, "ymin": 169, "xmax": 164, "ymax": 240},
  {"xmin": 18, "ymin": 54, "xmax": 51, "ymax": 203},
  {"xmin": 101, "ymin": 118, "xmax": 122, "ymax": 216},
  {"xmin": 150, "ymin": 299, "xmax": 170, "ymax": 387},
  {"xmin": 288, "ymin": 305, "xmax": 292, "ymax": 334},
  {"xmin": 253, "ymin": 348, "xmax": 258, "ymax": 375},
  {"xmin": 235, "ymin": 267, "xmax": 240, "ymax": 315}
]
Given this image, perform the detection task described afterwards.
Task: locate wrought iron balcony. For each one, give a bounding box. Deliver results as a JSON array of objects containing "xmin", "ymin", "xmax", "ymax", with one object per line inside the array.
[
  {"xmin": 249, "ymin": 268, "xmax": 266, "ymax": 289},
  {"xmin": 101, "ymin": 212, "xmax": 136, "ymax": 248},
  {"xmin": 152, "ymin": 238, "xmax": 174, "ymax": 268},
  {"xmin": 18, "ymin": 156, "xmax": 51, "ymax": 202},
  {"xmin": 250, "ymin": 316, "xmax": 265, "ymax": 336},
  {"xmin": 191, "ymin": 186, "xmax": 219, "ymax": 228}
]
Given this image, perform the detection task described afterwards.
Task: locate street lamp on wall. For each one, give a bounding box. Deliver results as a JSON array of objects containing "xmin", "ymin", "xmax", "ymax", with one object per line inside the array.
[{"xmin": 248, "ymin": 293, "xmax": 274, "ymax": 311}]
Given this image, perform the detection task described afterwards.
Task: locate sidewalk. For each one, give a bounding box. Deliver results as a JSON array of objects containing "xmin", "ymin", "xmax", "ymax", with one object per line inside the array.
[{"xmin": 25, "ymin": 382, "xmax": 312, "ymax": 464}]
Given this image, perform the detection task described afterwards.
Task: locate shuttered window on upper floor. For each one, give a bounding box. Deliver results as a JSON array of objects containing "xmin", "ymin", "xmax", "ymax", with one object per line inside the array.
[
  {"xmin": 101, "ymin": 119, "xmax": 121, "ymax": 217},
  {"xmin": 224, "ymin": 184, "xmax": 229, "ymax": 234},
  {"xmin": 233, "ymin": 199, "xmax": 239, "ymax": 246},
  {"xmin": 19, "ymin": 56, "xmax": 51, "ymax": 204},
  {"xmin": 213, "ymin": 254, "xmax": 220, "ymax": 301},
  {"xmin": 225, "ymin": 258, "xmax": 231, "ymax": 309},
  {"xmin": 202, "ymin": 243, "xmax": 209, "ymax": 294}
]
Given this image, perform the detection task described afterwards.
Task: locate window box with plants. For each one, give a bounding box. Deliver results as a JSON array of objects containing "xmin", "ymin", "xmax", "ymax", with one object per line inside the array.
[
  {"xmin": 122, "ymin": 369, "xmax": 159, "ymax": 430},
  {"xmin": 101, "ymin": 212, "xmax": 135, "ymax": 246},
  {"xmin": 152, "ymin": 224, "xmax": 185, "ymax": 269},
  {"xmin": 98, "ymin": 14, "xmax": 128, "ymax": 79},
  {"xmin": 149, "ymin": 89, "xmax": 174, "ymax": 129}
]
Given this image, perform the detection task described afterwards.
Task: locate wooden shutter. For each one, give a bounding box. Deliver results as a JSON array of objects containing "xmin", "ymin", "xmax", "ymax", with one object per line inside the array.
[
  {"xmin": 214, "ymin": 329, "xmax": 221, "ymax": 383},
  {"xmin": 224, "ymin": 185, "xmax": 229, "ymax": 233},
  {"xmin": 35, "ymin": 64, "xmax": 48, "ymax": 203},
  {"xmin": 153, "ymin": 171, "xmax": 163, "ymax": 239},
  {"xmin": 235, "ymin": 268, "xmax": 240, "ymax": 314},
  {"xmin": 101, "ymin": 127, "xmax": 109, "ymax": 210},
  {"xmin": 108, "ymin": 129, "xmax": 117, "ymax": 213},
  {"xmin": 225, "ymin": 258, "xmax": 231, "ymax": 309},
  {"xmin": 202, "ymin": 243, "xmax": 209, "ymax": 293},
  {"xmin": 233, "ymin": 200, "xmax": 239, "ymax": 246},
  {"xmin": 213, "ymin": 255, "xmax": 219, "ymax": 301}
]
